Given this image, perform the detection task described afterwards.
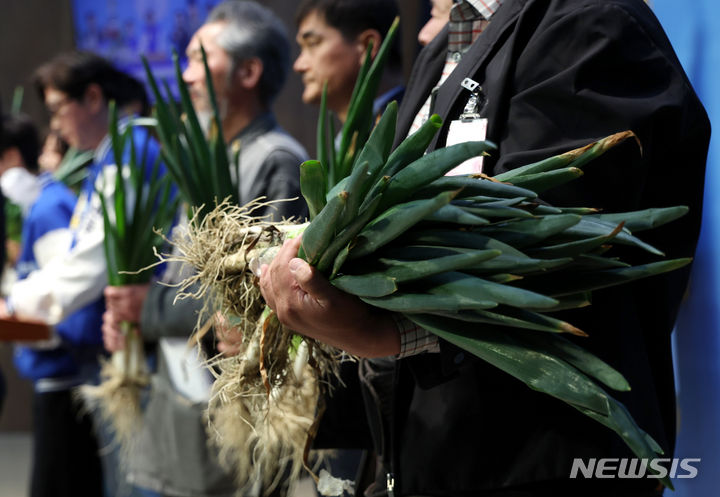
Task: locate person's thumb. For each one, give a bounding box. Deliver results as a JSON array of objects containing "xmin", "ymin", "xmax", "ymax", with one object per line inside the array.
[{"xmin": 289, "ymin": 257, "xmax": 334, "ymax": 299}]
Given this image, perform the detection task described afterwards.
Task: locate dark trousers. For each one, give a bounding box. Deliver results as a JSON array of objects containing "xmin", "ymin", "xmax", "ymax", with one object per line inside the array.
[{"xmin": 30, "ymin": 389, "xmax": 104, "ymax": 497}]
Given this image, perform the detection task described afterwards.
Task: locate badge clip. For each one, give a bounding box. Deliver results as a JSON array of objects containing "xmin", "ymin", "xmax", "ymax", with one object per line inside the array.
[{"xmin": 459, "ymin": 78, "xmax": 486, "ymax": 122}]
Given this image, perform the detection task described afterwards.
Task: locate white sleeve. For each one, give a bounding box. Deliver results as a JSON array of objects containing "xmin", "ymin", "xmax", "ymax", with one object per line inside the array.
[
  {"xmin": 9, "ymin": 178, "xmax": 110, "ymax": 325},
  {"xmin": 33, "ymin": 228, "xmax": 73, "ymax": 269}
]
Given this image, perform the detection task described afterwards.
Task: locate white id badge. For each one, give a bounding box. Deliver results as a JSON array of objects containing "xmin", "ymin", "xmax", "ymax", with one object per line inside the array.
[{"xmin": 445, "ymin": 117, "xmax": 488, "ymax": 175}]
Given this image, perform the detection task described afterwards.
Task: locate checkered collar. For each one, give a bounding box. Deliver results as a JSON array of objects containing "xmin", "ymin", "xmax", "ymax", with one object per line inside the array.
[
  {"xmin": 458, "ymin": 0, "xmax": 503, "ymax": 21},
  {"xmin": 448, "ymin": 0, "xmax": 503, "ymax": 53}
]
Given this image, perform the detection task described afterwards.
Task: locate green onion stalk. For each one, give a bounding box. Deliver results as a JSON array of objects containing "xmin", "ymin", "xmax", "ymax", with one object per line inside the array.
[
  {"xmin": 142, "ymin": 48, "xmax": 240, "ymax": 215},
  {"xmin": 10, "ymin": 85, "xmax": 24, "ymax": 115},
  {"xmin": 53, "ymin": 147, "xmax": 94, "ymax": 193},
  {"xmin": 80, "ymin": 102, "xmax": 178, "ymax": 453},
  {"xmin": 4, "ymin": 201, "xmax": 22, "ymax": 244}
]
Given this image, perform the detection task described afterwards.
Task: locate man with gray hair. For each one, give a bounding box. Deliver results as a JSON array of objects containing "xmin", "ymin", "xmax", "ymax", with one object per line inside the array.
[
  {"xmin": 101, "ymin": 2, "xmax": 307, "ymax": 497},
  {"xmin": 183, "ymin": 0, "xmax": 307, "ymax": 219}
]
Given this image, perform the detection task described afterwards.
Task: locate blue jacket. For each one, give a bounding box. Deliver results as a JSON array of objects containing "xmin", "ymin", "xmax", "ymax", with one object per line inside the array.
[{"xmin": 13, "ymin": 173, "xmax": 105, "ymax": 384}]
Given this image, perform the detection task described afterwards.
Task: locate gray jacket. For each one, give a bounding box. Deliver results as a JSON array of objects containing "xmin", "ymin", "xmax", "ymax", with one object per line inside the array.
[{"xmin": 233, "ymin": 112, "xmax": 308, "ymax": 221}]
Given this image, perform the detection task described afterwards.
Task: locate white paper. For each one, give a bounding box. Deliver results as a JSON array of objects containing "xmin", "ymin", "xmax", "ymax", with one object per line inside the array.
[
  {"xmin": 445, "ymin": 118, "xmax": 488, "ymax": 175},
  {"xmin": 159, "ymin": 337, "xmax": 214, "ymax": 403}
]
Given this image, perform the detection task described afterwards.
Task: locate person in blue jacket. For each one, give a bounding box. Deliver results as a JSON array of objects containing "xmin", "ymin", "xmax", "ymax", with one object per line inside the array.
[{"xmin": 0, "ymin": 112, "xmax": 105, "ymax": 496}]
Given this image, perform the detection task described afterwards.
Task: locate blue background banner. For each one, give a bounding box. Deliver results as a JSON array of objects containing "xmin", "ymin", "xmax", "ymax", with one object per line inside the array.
[
  {"xmin": 71, "ymin": 0, "xmax": 222, "ymax": 97},
  {"xmin": 652, "ymin": 0, "xmax": 720, "ymax": 495}
]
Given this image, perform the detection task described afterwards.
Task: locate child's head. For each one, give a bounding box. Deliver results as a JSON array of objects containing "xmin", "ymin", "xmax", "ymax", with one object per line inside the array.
[{"xmin": 0, "ymin": 113, "xmax": 40, "ymax": 175}]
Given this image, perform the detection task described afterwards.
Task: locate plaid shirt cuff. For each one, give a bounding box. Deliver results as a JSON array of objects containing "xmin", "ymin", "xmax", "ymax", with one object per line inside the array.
[{"xmin": 393, "ymin": 314, "xmax": 440, "ymax": 358}]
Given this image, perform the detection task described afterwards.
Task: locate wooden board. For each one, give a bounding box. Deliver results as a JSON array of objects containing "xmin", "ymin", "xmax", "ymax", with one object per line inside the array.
[{"xmin": 0, "ymin": 317, "xmax": 52, "ymax": 341}]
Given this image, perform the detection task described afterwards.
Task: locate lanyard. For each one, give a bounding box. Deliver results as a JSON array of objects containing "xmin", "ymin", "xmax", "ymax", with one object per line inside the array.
[{"xmin": 69, "ymin": 134, "xmax": 112, "ymax": 250}]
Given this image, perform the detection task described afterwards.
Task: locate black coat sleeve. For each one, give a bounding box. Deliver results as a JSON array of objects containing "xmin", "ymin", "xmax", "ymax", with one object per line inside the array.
[{"xmin": 491, "ymin": 2, "xmax": 708, "ymax": 259}]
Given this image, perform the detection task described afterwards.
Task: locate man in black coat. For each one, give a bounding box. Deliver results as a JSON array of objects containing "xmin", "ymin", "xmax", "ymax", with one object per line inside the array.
[{"xmin": 260, "ymin": 1, "xmax": 710, "ymax": 495}]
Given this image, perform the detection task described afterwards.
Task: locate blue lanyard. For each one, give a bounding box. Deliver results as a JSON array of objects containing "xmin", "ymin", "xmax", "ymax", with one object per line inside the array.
[{"xmin": 69, "ymin": 138, "xmax": 110, "ymax": 250}]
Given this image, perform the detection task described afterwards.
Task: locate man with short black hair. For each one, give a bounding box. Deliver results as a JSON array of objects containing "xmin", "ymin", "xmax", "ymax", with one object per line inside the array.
[
  {"xmin": 294, "ymin": 0, "xmax": 404, "ymax": 123},
  {"xmin": 292, "ymin": 1, "xmax": 406, "ymax": 487}
]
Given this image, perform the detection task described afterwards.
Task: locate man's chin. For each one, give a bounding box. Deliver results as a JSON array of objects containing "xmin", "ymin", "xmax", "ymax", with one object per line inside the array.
[
  {"xmin": 302, "ymin": 90, "xmax": 321, "ymax": 106},
  {"xmin": 191, "ymin": 100, "xmax": 211, "ymax": 114},
  {"xmin": 188, "ymin": 93, "xmax": 209, "ymax": 111}
]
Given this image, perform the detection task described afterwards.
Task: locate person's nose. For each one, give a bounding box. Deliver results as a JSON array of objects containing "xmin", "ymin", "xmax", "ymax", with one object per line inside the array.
[
  {"xmin": 182, "ymin": 62, "xmax": 200, "ymax": 85},
  {"xmin": 293, "ymin": 51, "xmax": 309, "ymax": 74}
]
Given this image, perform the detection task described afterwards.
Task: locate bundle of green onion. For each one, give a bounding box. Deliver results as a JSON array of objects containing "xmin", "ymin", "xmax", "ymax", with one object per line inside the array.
[
  {"xmin": 142, "ymin": 51, "xmax": 239, "ymax": 214},
  {"xmin": 137, "ymin": 50, "xmax": 307, "ymax": 492},
  {"xmin": 165, "ymin": 16, "xmax": 685, "ymax": 492},
  {"xmin": 160, "ymin": 20, "xmax": 405, "ymax": 494},
  {"xmin": 180, "ymin": 124, "xmax": 686, "ymax": 493},
  {"xmin": 314, "ymin": 17, "xmax": 400, "ymax": 195},
  {"xmin": 81, "ymin": 102, "xmax": 178, "ymax": 449},
  {"xmin": 299, "ymin": 106, "xmax": 685, "ymax": 489},
  {"xmin": 139, "ymin": 47, "xmax": 250, "ymax": 331}
]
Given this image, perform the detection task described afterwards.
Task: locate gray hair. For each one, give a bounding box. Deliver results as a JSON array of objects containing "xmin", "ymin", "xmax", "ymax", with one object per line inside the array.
[{"xmin": 207, "ymin": 1, "xmax": 290, "ymax": 105}]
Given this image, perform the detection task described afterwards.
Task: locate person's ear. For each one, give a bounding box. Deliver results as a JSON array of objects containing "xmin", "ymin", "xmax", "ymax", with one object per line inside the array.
[
  {"xmin": 356, "ymin": 29, "xmax": 383, "ymax": 62},
  {"xmin": 235, "ymin": 58, "xmax": 264, "ymax": 91},
  {"xmin": 82, "ymin": 83, "xmax": 106, "ymax": 114}
]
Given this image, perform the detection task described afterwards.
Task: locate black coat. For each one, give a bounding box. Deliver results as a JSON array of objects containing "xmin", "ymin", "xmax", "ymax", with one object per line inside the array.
[{"xmin": 364, "ymin": 0, "xmax": 710, "ymax": 496}]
